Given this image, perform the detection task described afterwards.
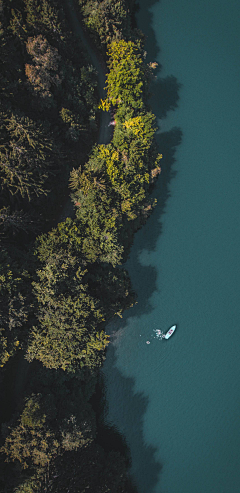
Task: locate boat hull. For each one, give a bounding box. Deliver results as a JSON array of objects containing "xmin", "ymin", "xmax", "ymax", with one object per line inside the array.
[{"xmin": 164, "ymin": 325, "xmax": 177, "ymax": 339}]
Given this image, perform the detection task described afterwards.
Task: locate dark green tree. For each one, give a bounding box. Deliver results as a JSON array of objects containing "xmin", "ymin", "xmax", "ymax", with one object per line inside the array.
[
  {"xmin": 0, "ymin": 250, "xmax": 31, "ymax": 367},
  {"xmin": 0, "ymin": 207, "xmax": 36, "ymax": 235},
  {"xmin": 27, "ymin": 244, "xmax": 109, "ymax": 372},
  {"xmin": 1, "ymin": 394, "xmax": 60, "ymax": 470},
  {"xmin": 0, "ymin": 113, "xmax": 56, "ymax": 200},
  {"xmin": 80, "ymin": 0, "xmax": 130, "ymax": 45},
  {"xmin": 24, "ymin": 0, "xmax": 63, "ymax": 38}
]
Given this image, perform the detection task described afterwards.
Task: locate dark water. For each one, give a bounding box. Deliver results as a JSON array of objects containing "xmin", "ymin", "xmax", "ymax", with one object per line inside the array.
[{"xmin": 102, "ymin": 1, "xmax": 240, "ymax": 492}]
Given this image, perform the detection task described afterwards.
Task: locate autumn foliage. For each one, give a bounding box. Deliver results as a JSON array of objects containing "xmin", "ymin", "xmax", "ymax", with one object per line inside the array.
[{"xmin": 25, "ymin": 35, "xmax": 61, "ymax": 100}]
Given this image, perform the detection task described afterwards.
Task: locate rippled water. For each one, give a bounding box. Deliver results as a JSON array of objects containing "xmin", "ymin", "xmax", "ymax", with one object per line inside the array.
[{"xmin": 103, "ymin": 1, "xmax": 240, "ymax": 491}]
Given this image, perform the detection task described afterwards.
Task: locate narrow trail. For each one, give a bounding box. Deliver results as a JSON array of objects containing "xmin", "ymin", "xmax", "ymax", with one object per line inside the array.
[
  {"xmin": 0, "ymin": 3, "xmax": 113, "ymax": 424},
  {"xmin": 65, "ymin": 0, "xmax": 112, "ymax": 144},
  {"xmin": 59, "ymin": 0, "xmax": 112, "ymax": 221}
]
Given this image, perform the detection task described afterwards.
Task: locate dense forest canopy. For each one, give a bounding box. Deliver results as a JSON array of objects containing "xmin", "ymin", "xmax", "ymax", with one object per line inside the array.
[
  {"xmin": 78, "ymin": 0, "xmax": 132, "ymax": 46},
  {"xmin": 0, "ymin": 0, "xmax": 162, "ymax": 491}
]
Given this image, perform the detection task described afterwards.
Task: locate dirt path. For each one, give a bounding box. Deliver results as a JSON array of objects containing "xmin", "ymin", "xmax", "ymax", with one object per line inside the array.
[
  {"xmin": 65, "ymin": 0, "xmax": 112, "ymax": 144},
  {"xmin": 0, "ymin": 3, "xmax": 113, "ymax": 425},
  {"xmin": 59, "ymin": 0, "xmax": 112, "ymax": 221}
]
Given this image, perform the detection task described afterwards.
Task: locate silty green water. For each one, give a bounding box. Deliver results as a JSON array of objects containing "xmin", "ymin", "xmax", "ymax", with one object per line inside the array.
[{"xmin": 102, "ymin": 1, "xmax": 240, "ymax": 492}]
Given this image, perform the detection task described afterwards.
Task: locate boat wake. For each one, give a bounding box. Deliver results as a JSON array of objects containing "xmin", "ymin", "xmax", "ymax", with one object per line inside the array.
[
  {"xmin": 144, "ymin": 325, "xmax": 177, "ymax": 345},
  {"xmin": 154, "ymin": 329, "xmax": 165, "ymax": 340}
]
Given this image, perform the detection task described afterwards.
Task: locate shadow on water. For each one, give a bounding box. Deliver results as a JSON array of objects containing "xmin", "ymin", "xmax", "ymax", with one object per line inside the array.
[
  {"xmin": 125, "ymin": 126, "xmax": 182, "ymax": 320},
  {"xmin": 102, "ymin": 130, "xmax": 182, "ymax": 491},
  {"xmin": 150, "ymin": 75, "xmax": 181, "ymax": 118},
  {"xmin": 97, "ymin": 349, "xmax": 162, "ymax": 493},
  {"xmin": 138, "ymin": 0, "xmax": 181, "ymax": 119},
  {"xmin": 102, "ymin": 1, "xmax": 183, "ymax": 492},
  {"xmin": 136, "ymin": 0, "xmax": 161, "ymax": 62}
]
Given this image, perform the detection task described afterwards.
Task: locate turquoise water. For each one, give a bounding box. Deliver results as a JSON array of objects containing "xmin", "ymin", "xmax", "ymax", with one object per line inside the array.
[{"xmin": 102, "ymin": 1, "xmax": 240, "ymax": 492}]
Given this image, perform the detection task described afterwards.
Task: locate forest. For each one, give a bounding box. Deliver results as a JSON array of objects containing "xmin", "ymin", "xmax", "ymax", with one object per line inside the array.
[{"xmin": 0, "ymin": 0, "xmax": 162, "ymax": 491}]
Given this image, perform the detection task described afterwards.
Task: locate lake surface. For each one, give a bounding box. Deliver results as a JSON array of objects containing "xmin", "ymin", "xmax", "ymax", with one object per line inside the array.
[{"xmin": 102, "ymin": 1, "xmax": 240, "ymax": 492}]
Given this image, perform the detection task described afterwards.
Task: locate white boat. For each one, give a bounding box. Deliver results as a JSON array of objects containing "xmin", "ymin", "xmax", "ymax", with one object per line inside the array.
[{"xmin": 164, "ymin": 324, "xmax": 177, "ymax": 339}]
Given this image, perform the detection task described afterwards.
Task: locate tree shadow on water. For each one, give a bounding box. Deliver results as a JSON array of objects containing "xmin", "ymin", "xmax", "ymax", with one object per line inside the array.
[
  {"xmin": 101, "ymin": 138, "xmax": 182, "ymax": 488},
  {"xmin": 136, "ymin": 0, "xmax": 162, "ymax": 63},
  {"xmin": 126, "ymin": 0, "xmax": 183, "ymax": 317},
  {"xmin": 101, "ymin": 1, "xmax": 183, "ymax": 491},
  {"xmin": 101, "ymin": 126, "xmax": 182, "ymax": 491},
  {"xmin": 137, "ymin": 0, "xmax": 182, "ymax": 120},
  {"xmin": 98, "ymin": 348, "xmax": 162, "ymax": 493},
  {"xmin": 125, "ymin": 126, "xmax": 182, "ymax": 318},
  {"xmin": 150, "ymin": 75, "xmax": 182, "ymax": 119}
]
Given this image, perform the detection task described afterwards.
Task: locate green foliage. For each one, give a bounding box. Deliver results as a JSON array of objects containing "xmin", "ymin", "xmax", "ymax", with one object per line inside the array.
[
  {"xmin": 70, "ymin": 165, "xmax": 124, "ymax": 265},
  {"xmin": 79, "ymin": 0, "xmax": 130, "ymax": 45},
  {"xmin": 24, "ymin": 0, "xmax": 63, "ymax": 38},
  {"xmin": 1, "ymin": 394, "xmax": 60, "ymax": 470},
  {"xmin": 22, "ymin": 213, "xmax": 134, "ymax": 372},
  {"xmin": 59, "ymin": 64, "xmax": 98, "ymax": 141},
  {"xmin": 27, "ymin": 245, "xmax": 109, "ymax": 372},
  {"xmin": 0, "ymin": 2, "xmax": 162, "ymax": 492},
  {"xmin": 0, "ymin": 112, "xmax": 55, "ymax": 200},
  {"xmin": 14, "ymin": 477, "xmax": 41, "ymax": 493},
  {"xmin": 0, "ymin": 250, "xmax": 31, "ymax": 367},
  {"xmin": 87, "ymin": 263, "xmax": 135, "ymax": 317},
  {"xmin": 1, "ymin": 392, "xmax": 93, "ymax": 492},
  {"xmin": 72, "ymin": 109, "xmax": 161, "ymax": 220},
  {"xmin": 0, "ymin": 0, "xmax": 98, "ymax": 209},
  {"xmin": 60, "ymin": 414, "xmax": 92, "ymax": 451},
  {"xmin": 112, "ymin": 111, "xmax": 162, "ymax": 216},
  {"xmin": 79, "ymin": 39, "xmax": 163, "ymax": 220},
  {"xmin": 100, "ymin": 40, "xmax": 146, "ymax": 110},
  {"xmin": 0, "ymin": 207, "xmax": 36, "ymax": 234},
  {"xmin": 8, "ymin": 0, "xmax": 63, "ymax": 40}
]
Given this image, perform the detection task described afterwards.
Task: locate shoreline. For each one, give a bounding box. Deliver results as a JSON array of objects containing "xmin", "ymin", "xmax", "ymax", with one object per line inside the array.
[{"xmin": 0, "ymin": 0, "xmax": 174, "ymax": 491}]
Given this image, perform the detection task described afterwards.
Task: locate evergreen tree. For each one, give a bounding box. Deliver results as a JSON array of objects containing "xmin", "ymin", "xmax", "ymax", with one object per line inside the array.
[
  {"xmin": 0, "ymin": 112, "xmax": 56, "ymax": 200},
  {"xmin": 1, "ymin": 394, "xmax": 60, "ymax": 470},
  {"xmin": 27, "ymin": 244, "xmax": 109, "ymax": 372},
  {"xmin": 80, "ymin": 0, "xmax": 130, "ymax": 45},
  {"xmin": 24, "ymin": 0, "xmax": 63, "ymax": 38},
  {"xmin": 0, "ymin": 207, "xmax": 36, "ymax": 234},
  {"xmin": 0, "ymin": 250, "xmax": 31, "ymax": 367}
]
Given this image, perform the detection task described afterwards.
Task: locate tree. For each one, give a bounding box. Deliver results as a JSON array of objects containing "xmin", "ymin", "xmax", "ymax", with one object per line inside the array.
[
  {"xmin": 26, "ymin": 245, "xmax": 109, "ymax": 372},
  {"xmin": 100, "ymin": 40, "xmax": 146, "ymax": 111},
  {"xmin": 1, "ymin": 392, "xmax": 92, "ymax": 480},
  {"xmin": 0, "ymin": 113, "xmax": 56, "ymax": 200},
  {"xmin": 9, "ymin": 8, "xmax": 27, "ymax": 41},
  {"xmin": 60, "ymin": 107, "xmax": 86, "ymax": 142},
  {"xmin": 111, "ymin": 111, "xmax": 162, "ymax": 216},
  {"xmin": 87, "ymin": 263, "xmax": 135, "ymax": 318},
  {"xmin": 6, "ymin": 114, "xmax": 53, "ymax": 158},
  {"xmin": 25, "ymin": 35, "xmax": 61, "ymax": 102},
  {"xmin": 60, "ymin": 415, "xmax": 92, "ymax": 451},
  {"xmin": 24, "ymin": 0, "xmax": 63, "ymax": 38},
  {"xmin": 43, "ymin": 442, "xmax": 133, "ymax": 493},
  {"xmin": 70, "ymin": 164, "xmax": 124, "ymax": 265},
  {"xmin": 76, "ymin": 120, "xmax": 161, "ymax": 221},
  {"xmin": 0, "ymin": 250, "xmax": 31, "ymax": 367},
  {"xmin": 80, "ymin": 0, "xmax": 130, "ymax": 45},
  {"xmin": 1, "ymin": 394, "xmax": 60, "ymax": 470},
  {"xmin": 0, "ymin": 207, "xmax": 36, "ymax": 235},
  {"xmin": 0, "ymin": 149, "xmax": 48, "ymax": 200},
  {"xmin": 59, "ymin": 64, "xmax": 98, "ymax": 142}
]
